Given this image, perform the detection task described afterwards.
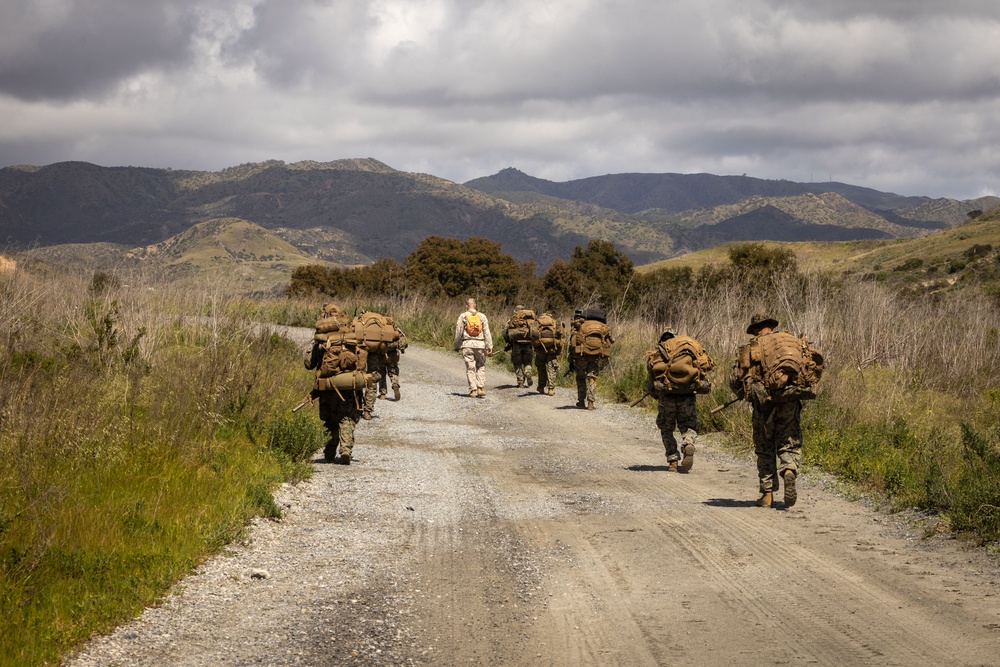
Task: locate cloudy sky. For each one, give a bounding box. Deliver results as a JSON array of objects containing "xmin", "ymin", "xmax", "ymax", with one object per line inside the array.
[{"xmin": 2, "ymin": 1, "xmax": 999, "ymax": 199}]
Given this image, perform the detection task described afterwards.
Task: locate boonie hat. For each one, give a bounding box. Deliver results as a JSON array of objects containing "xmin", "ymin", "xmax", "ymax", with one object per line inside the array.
[{"xmin": 746, "ymin": 313, "xmax": 779, "ymax": 335}]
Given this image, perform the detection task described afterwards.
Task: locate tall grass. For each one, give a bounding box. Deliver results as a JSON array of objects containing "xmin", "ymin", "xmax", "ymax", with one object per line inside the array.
[{"xmin": 0, "ymin": 269, "xmax": 325, "ymax": 667}]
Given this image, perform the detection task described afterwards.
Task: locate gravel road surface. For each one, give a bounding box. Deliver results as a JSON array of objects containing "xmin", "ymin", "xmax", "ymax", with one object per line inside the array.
[{"xmin": 66, "ymin": 340, "xmax": 1000, "ymax": 666}]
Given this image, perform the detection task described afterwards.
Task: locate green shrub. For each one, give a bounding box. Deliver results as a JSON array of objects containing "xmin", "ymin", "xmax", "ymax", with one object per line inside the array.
[{"xmin": 267, "ymin": 411, "xmax": 327, "ymax": 464}]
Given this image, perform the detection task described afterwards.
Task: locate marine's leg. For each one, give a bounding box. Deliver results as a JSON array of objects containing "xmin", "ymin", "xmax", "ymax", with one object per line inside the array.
[
  {"xmin": 474, "ymin": 348, "xmax": 487, "ymax": 395},
  {"xmin": 774, "ymin": 400, "xmax": 803, "ymax": 506},
  {"xmin": 336, "ymin": 398, "xmax": 362, "ymax": 464},
  {"xmin": 575, "ymin": 363, "xmax": 587, "ymax": 407},
  {"xmin": 462, "ymin": 348, "xmax": 478, "ymax": 394},
  {"xmin": 318, "ymin": 394, "xmax": 338, "ymax": 462},
  {"xmin": 656, "ymin": 398, "xmax": 681, "ymax": 463},
  {"xmin": 387, "ymin": 361, "xmax": 400, "ymax": 400},
  {"xmin": 545, "ymin": 356, "xmax": 558, "ymax": 394},
  {"xmin": 677, "ymin": 394, "xmax": 698, "ymax": 472},
  {"xmin": 752, "ymin": 400, "xmax": 778, "ymax": 504},
  {"xmin": 585, "ymin": 360, "xmax": 598, "ymax": 409},
  {"xmin": 523, "ymin": 345, "xmax": 533, "ymax": 386},
  {"xmin": 535, "ymin": 353, "xmax": 548, "ymax": 393}
]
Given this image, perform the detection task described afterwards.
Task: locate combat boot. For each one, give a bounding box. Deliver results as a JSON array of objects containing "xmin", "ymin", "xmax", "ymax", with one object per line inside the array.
[
  {"xmin": 526, "ymin": 376, "xmax": 533, "ymax": 387},
  {"xmin": 470, "ymin": 390, "xmax": 478, "ymax": 398},
  {"xmin": 756, "ymin": 492, "xmax": 773, "ymax": 508},
  {"xmin": 547, "ymin": 388, "xmax": 554, "ymax": 396},
  {"xmin": 392, "ymin": 384, "xmax": 400, "ymax": 401},
  {"xmin": 576, "ymin": 400, "xmax": 586, "ymax": 409},
  {"xmin": 377, "ymin": 392, "xmax": 387, "ymax": 400},
  {"xmin": 362, "ymin": 411, "xmax": 372, "ymax": 420},
  {"xmin": 667, "ymin": 461, "xmax": 679, "ymax": 472},
  {"xmin": 679, "ymin": 444, "xmax": 695, "ymax": 473},
  {"xmin": 783, "ymin": 470, "xmax": 797, "ymax": 507},
  {"xmin": 338, "ymin": 452, "xmax": 351, "ymax": 465},
  {"xmin": 587, "ymin": 400, "xmax": 595, "ymax": 410},
  {"xmin": 477, "ymin": 388, "xmax": 486, "ymax": 398}
]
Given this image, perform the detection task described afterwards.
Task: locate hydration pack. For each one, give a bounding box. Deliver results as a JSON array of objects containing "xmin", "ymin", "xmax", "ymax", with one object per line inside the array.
[{"xmin": 464, "ymin": 312, "xmax": 483, "ymax": 337}]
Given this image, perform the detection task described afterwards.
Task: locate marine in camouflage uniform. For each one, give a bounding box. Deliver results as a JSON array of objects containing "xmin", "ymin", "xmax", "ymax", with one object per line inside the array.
[
  {"xmin": 569, "ymin": 314, "xmax": 613, "ymax": 410},
  {"xmin": 535, "ymin": 349, "xmax": 560, "ymax": 395},
  {"xmin": 730, "ymin": 314, "xmax": 802, "ymax": 507},
  {"xmin": 505, "ymin": 305, "xmax": 534, "ymax": 388},
  {"xmin": 646, "ymin": 329, "xmax": 703, "ymax": 473},
  {"xmin": 304, "ymin": 308, "xmax": 363, "ymax": 465}
]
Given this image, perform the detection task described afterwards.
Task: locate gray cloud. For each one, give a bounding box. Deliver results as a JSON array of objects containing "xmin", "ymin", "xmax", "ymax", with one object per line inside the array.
[
  {"xmin": 1, "ymin": 0, "xmax": 999, "ymax": 200},
  {"xmin": 0, "ymin": 1, "xmax": 202, "ymax": 100}
]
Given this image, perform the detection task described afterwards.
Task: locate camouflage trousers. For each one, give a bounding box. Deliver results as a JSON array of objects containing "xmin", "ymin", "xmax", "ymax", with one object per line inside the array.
[
  {"xmin": 656, "ymin": 393, "xmax": 698, "ymax": 461},
  {"xmin": 535, "ymin": 351, "xmax": 560, "ymax": 392},
  {"xmin": 319, "ymin": 391, "xmax": 362, "ymax": 459},
  {"xmin": 363, "ymin": 354, "xmax": 386, "ymax": 413},
  {"xmin": 752, "ymin": 398, "xmax": 802, "ymax": 492},
  {"xmin": 462, "ymin": 348, "xmax": 487, "ymax": 392},
  {"xmin": 510, "ymin": 343, "xmax": 534, "ymax": 386},
  {"xmin": 574, "ymin": 357, "xmax": 600, "ymax": 403}
]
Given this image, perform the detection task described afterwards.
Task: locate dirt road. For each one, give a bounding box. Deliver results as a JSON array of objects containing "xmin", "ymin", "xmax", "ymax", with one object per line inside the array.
[{"xmin": 68, "ymin": 343, "xmax": 1000, "ymax": 666}]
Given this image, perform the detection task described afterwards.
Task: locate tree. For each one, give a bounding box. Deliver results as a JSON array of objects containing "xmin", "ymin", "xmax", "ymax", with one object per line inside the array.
[{"xmin": 404, "ymin": 235, "xmax": 521, "ymax": 299}]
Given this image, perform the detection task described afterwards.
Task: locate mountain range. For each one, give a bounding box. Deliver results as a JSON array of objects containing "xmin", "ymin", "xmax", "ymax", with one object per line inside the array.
[{"xmin": 2, "ymin": 159, "xmax": 996, "ymax": 270}]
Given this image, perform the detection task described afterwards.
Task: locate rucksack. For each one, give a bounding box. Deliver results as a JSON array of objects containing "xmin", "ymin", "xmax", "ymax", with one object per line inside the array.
[
  {"xmin": 504, "ymin": 308, "xmax": 538, "ymax": 344},
  {"xmin": 756, "ymin": 331, "xmax": 824, "ymax": 393},
  {"xmin": 647, "ymin": 335, "xmax": 715, "ymax": 393},
  {"xmin": 464, "ymin": 312, "xmax": 483, "ymax": 337},
  {"xmin": 315, "ymin": 303, "xmax": 346, "ymax": 334},
  {"xmin": 573, "ymin": 319, "xmax": 612, "ymax": 358},
  {"xmin": 316, "ymin": 330, "xmax": 368, "ymax": 379},
  {"xmin": 533, "ymin": 313, "xmax": 564, "ymax": 354},
  {"xmin": 350, "ymin": 311, "xmax": 400, "ymax": 353}
]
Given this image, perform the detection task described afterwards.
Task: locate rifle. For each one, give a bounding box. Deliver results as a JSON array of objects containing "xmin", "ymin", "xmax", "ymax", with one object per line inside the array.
[
  {"xmin": 292, "ymin": 389, "xmax": 319, "ymax": 413},
  {"xmin": 629, "ymin": 391, "xmax": 651, "ymax": 408},
  {"xmin": 710, "ymin": 397, "xmax": 742, "ymax": 415}
]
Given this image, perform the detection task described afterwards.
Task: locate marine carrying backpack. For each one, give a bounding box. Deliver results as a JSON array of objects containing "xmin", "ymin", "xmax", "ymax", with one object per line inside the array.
[
  {"xmin": 755, "ymin": 331, "xmax": 824, "ymax": 394},
  {"xmin": 533, "ymin": 313, "xmax": 564, "ymax": 354},
  {"xmin": 647, "ymin": 335, "xmax": 715, "ymax": 393},
  {"xmin": 350, "ymin": 311, "xmax": 400, "ymax": 354},
  {"xmin": 504, "ymin": 308, "xmax": 538, "ymax": 344},
  {"xmin": 573, "ymin": 319, "xmax": 612, "ymax": 358}
]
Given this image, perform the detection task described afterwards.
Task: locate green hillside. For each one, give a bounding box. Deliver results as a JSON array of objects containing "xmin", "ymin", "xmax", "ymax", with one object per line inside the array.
[
  {"xmin": 128, "ymin": 217, "xmax": 325, "ymax": 286},
  {"xmin": 642, "ymin": 207, "xmax": 1000, "ymax": 297}
]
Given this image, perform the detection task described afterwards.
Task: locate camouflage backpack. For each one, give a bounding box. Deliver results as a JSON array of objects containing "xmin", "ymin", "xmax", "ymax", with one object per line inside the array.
[
  {"xmin": 740, "ymin": 331, "xmax": 824, "ymax": 398},
  {"xmin": 573, "ymin": 319, "xmax": 612, "ymax": 358},
  {"xmin": 312, "ymin": 309, "xmax": 370, "ymax": 393},
  {"xmin": 350, "ymin": 311, "xmax": 400, "ymax": 354},
  {"xmin": 504, "ymin": 308, "xmax": 538, "ymax": 344},
  {"xmin": 647, "ymin": 335, "xmax": 715, "ymax": 393},
  {"xmin": 533, "ymin": 313, "xmax": 564, "ymax": 354}
]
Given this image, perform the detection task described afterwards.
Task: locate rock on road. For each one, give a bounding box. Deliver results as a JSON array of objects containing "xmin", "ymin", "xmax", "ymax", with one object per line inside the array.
[{"xmin": 67, "ymin": 343, "xmax": 1000, "ymax": 666}]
